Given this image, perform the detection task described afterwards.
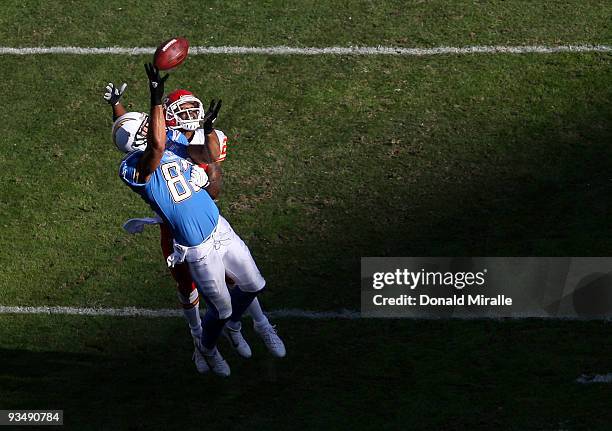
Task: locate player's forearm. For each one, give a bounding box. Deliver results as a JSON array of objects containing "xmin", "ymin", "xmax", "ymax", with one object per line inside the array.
[
  {"xmin": 112, "ymin": 102, "xmax": 127, "ymax": 121},
  {"xmin": 137, "ymin": 61, "xmax": 168, "ymax": 181},
  {"xmin": 136, "ymin": 104, "xmax": 165, "ymax": 182},
  {"xmin": 206, "ymin": 130, "xmax": 221, "ymax": 162},
  {"xmin": 188, "ymin": 144, "xmax": 213, "ymax": 165},
  {"xmin": 205, "ymin": 162, "xmax": 223, "ymax": 199},
  {"xmin": 148, "ymin": 105, "xmax": 166, "ymax": 153},
  {"xmin": 187, "ymin": 130, "xmax": 220, "ymax": 165}
]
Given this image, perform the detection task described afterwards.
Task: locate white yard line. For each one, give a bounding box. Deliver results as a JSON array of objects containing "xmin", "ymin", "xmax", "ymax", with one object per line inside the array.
[
  {"xmin": 0, "ymin": 305, "xmax": 360, "ymax": 319},
  {"xmin": 0, "ymin": 45, "xmax": 610, "ymax": 56},
  {"xmin": 1, "ymin": 305, "xmax": 610, "ymax": 321}
]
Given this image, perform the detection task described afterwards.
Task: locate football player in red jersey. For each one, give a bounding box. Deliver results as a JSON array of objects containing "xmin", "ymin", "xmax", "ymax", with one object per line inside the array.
[{"xmin": 104, "ymin": 83, "xmax": 286, "ymax": 374}]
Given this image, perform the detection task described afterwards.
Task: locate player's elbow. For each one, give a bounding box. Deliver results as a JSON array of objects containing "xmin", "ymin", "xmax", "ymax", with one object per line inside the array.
[{"xmin": 206, "ymin": 182, "xmax": 222, "ymax": 200}]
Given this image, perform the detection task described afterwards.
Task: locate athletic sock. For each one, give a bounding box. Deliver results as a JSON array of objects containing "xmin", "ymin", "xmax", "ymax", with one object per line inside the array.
[
  {"xmin": 178, "ymin": 289, "xmax": 202, "ymax": 338},
  {"xmin": 247, "ymin": 297, "xmax": 269, "ymax": 327},
  {"xmin": 184, "ymin": 307, "xmax": 203, "ymax": 338}
]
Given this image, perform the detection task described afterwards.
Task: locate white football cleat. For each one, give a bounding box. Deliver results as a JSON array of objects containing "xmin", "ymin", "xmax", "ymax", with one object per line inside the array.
[
  {"xmin": 203, "ymin": 348, "xmax": 231, "ymax": 377},
  {"xmin": 192, "ymin": 348, "xmax": 210, "ymax": 374},
  {"xmin": 223, "ymin": 323, "xmax": 252, "ymax": 358},
  {"xmin": 254, "ymin": 323, "xmax": 286, "ymax": 358}
]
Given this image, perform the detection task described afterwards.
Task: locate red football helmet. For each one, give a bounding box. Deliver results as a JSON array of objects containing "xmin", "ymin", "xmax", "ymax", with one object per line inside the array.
[{"xmin": 163, "ymin": 89, "xmax": 204, "ymax": 131}]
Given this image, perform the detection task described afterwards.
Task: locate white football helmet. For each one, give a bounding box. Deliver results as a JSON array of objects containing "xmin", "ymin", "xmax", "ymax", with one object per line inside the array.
[
  {"xmin": 112, "ymin": 112, "xmax": 149, "ymax": 153},
  {"xmin": 164, "ymin": 89, "xmax": 204, "ymax": 131}
]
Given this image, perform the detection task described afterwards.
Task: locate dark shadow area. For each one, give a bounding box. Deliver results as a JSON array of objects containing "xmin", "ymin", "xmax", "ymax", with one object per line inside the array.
[
  {"xmin": 0, "ymin": 317, "xmax": 611, "ymax": 430},
  {"xmin": 255, "ymin": 84, "xmax": 612, "ymax": 310}
]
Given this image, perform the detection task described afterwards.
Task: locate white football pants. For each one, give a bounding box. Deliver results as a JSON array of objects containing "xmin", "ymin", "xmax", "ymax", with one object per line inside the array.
[{"xmin": 167, "ymin": 215, "xmax": 265, "ymax": 319}]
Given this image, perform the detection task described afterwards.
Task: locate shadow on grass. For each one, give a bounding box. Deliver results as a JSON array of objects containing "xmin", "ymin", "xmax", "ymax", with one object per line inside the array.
[
  {"xmin": 0, "ymin": 317, "xmax": 610, "ymax": 430},
  {"xmin": 256, "ymin": 86, "xmax": 612, "ymax": 310}
]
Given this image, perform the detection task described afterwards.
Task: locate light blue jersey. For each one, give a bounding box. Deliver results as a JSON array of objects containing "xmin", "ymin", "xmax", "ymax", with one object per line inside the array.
[
  {"xmin": 164, "ymin": 129, "xmax": 191, "ymax": 159},
  {"xmin": 119, "ymin": 131, "xmax": 219, "ymax": 247}
]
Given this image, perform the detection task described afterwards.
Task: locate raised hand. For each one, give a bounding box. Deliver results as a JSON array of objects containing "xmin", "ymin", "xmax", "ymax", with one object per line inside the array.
[
  {"xmin": 144, "ymin": 63, "xmax": 169, "ymax": 106},
  {"xmin": 199, "ymin": 99, "xmax": 222, "ymax": 134},
  {"xmin": 103, "ymin": 82, "xmax": 127, "ymax": 106}
]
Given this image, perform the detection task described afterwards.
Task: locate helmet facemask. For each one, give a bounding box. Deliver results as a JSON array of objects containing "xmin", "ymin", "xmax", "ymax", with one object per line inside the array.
[
  {"xmin": 165, "ymin": 96, "xmax": 204, "ymax": 131},
  {"xmin": 133, "ymin": 117, "xmax": 149, "ymax": 150}
]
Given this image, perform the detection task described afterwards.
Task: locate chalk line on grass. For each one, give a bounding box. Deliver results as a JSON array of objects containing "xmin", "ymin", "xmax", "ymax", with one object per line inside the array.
[
  {"xmin": 0, "ymin": 305, "xmax": 359, "ymax": 319},
  {"xmin": 0, "ymin": 45, "xmax": 610, "ymax": 56}
]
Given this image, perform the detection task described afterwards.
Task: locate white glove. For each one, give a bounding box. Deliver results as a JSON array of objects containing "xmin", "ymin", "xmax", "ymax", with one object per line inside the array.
[
  {"xmin": 104, "ymin": 82, "xmax": 127, "ymax": 106},
  {"xmin": 189, "ymin": 165, "xmax": 209, "ymax": 191}
]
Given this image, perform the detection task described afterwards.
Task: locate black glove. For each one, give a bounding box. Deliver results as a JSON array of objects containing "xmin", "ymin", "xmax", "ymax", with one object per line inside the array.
[
  {"xmin": 199, "ymin": 99, "xmax": 222, "ymax": 134},
  {"xmin": 144, "ymin": 63, "xmax": 168, "ymax": 106}
]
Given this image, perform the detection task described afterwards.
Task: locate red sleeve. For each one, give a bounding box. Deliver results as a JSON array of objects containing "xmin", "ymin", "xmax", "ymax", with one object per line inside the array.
[{"xmin": 217, "ymin": 135, "xmax": 228, "ymax": 162}]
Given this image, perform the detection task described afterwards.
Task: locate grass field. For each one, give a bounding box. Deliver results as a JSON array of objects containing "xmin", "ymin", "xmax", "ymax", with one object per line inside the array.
[
  {"xmin": 0, "ymin": 1, "xmax": 611, "ymax": 429},
  {"xmin": 0, "ymin": 317, "xmax": 610, "ymax": 430}
]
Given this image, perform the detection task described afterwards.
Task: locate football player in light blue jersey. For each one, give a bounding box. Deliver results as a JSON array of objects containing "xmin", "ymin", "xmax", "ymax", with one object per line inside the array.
[
  {"xmin": 120, "ymin": 134, "xmax": 219, "ymax": 247},
  {"xmin": 107, "ymin": 82, "xmax": 286, "ymax": 374},
  {"xmin": 115, "ymin": 64, "xmax": 267, "ymax": 377}
]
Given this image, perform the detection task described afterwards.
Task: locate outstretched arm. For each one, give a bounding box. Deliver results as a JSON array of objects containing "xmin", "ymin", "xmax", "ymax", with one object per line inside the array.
[
  {"xmin": 103, "ymin": 82, "xmax": 128, "ymax": 121},
  {"xmin": 112, "ymin": 103, "xmax": 127, "ymax": 121},
  {"xmin": 187, "ymin": 100, "xmax": 223, "ymax": 165},
  {"xmin": 188, "ymin": 99, "xmax": 224, "ymax": 198},
  {"xmin": 135, "ymin": 64, "xmax": 168, "ymax": 183},
  {"xmin": 188, "ymin": 128, "xmax": 220, "ymax": 165}
]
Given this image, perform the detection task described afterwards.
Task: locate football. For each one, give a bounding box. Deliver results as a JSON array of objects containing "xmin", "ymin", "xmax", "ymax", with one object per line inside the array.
[{"xmin": 153, "ymin": 37, "xmax": 189, "ymax": 70}]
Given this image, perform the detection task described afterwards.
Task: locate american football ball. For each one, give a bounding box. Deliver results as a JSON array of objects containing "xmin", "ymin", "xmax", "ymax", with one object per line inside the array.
[{"xmin": 153, "ymin": 37, "xmax": 189, "ymax": 71}]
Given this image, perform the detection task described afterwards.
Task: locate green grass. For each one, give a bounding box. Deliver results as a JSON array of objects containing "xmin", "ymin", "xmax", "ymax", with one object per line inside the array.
[
  {"xmin": 0, "ymin": 315, "xmax": 610, "ymax": 430},
  {"xmin": 0, "ymin": 1, "xmax": 611, "ymax": 47},
  {"xmin": 0, "ymin": 1, "xmax": 611, "ymax": 429},
  {"xmin": 0, "ymin": 53, "xmax": 610, "ymax": 309}
]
